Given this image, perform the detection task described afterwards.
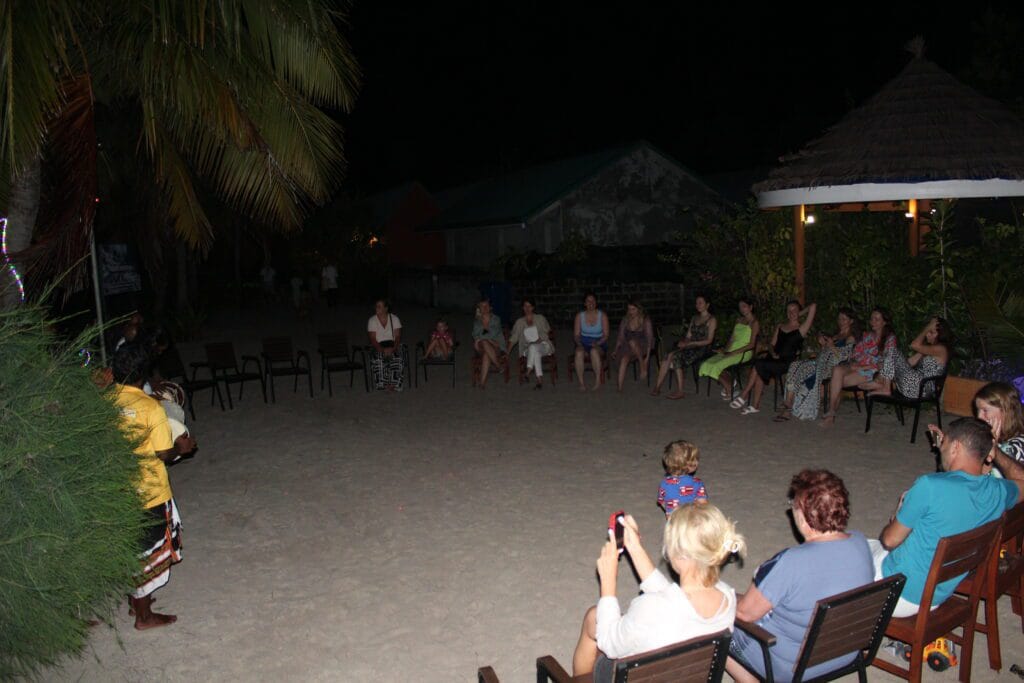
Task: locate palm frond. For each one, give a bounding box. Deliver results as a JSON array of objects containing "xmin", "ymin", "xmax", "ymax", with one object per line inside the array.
[
  {"xmin": 0, "ymin": 1, "xmax": 80, "ymax": 176},
  {"xmin": 968, "ymin": 281, "xmax": 1024, "ymax": 365},
  {"xmin": 150, "ymin": 122, "xmax": 214, "ymax": 248}
]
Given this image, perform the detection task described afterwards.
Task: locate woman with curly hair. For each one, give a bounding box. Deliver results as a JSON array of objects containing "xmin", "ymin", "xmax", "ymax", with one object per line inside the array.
[{"xmin": 727, "ymin": 470, "xmax": 874, "ymax": 682}]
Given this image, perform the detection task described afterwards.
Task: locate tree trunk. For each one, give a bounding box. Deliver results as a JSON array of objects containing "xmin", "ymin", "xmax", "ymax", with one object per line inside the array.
[{"xmin": 2, "ymin": 156, "xmax": 42, "ymax": 307}]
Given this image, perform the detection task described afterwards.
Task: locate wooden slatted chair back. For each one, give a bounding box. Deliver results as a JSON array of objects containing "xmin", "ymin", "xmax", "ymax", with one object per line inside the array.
[
  {"xmin": 204, "ymin": 342, "xmax": 238, "ymax": 371},
  {"xmin": 262, "ymin": 337, "xmax": 294, "ymax": 363},
  {"xmin": 611, "ymin": 630, "xmax": 729, "ymax": 682},
  {"xmin": 318, "ymin": 332, "xmax": 351, "ymax": 358},
  {"xmin": 919, "ymin": 517, "xmax": 1002, "ymax": 613},
  {"xmin": 796, "ymin": 574, "xmax": 905, "ymax": 672}
]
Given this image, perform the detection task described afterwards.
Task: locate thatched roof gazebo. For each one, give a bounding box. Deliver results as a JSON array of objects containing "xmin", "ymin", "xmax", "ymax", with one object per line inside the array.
[{"xmin": 753, "ymin": 50, "xmax": 1024, "ymax": 300}]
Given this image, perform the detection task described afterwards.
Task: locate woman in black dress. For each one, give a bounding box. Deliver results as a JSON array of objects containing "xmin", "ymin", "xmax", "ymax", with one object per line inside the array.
[{"xmin": 731, "ymin": 301, "xmax": 816, "ymax": 415}]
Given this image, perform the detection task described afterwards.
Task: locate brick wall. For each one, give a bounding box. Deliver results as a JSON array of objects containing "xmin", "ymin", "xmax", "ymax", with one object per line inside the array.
[{"xmin": 511, "ymin": 279, "xmax": 686, "ymax": 328}]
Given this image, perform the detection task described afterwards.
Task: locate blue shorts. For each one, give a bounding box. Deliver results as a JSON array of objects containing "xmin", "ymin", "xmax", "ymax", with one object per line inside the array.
[{"xmin": 580, "ymin": 337, "xmax": 607, "ymax": 353}]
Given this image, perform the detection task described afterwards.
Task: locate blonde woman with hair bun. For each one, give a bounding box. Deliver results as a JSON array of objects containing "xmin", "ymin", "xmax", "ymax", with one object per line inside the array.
[{"xmin": 571, "ymin": 504, "xmax": 744, "ymax": 681}]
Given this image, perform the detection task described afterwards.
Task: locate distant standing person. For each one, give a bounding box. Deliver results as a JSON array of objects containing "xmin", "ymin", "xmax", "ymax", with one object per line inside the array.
[
  {"xmin": 321, "ymin": 261, "xmax": 339, "ymax": 307},
  {"xmin": 260, "ymin": 263, "xmax": 276, "ymax": 298},
  {"xmin": 367, "ymin": 299, "xmax": 404, "ymax": 391}
]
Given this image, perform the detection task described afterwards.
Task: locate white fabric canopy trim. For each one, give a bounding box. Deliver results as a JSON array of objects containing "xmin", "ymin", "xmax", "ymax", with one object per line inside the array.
[{"xmin": 757, "ymin": 178, "xmax": 1024, "ymax": 208}]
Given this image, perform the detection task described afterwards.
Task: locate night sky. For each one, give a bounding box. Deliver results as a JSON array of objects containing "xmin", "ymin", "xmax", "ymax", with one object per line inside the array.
[{"xmin": 342, "ymin": 3, "xmax": 1021, "ymax": 194}]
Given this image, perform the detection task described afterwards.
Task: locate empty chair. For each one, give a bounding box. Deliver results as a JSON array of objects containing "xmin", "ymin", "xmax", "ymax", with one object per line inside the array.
[
  {"xmin": 954, "ymin": 502, "xmax": 1024, "ymax": 671},
  {"xmin": 261, "ymin": 337, "xmax": 313, "ymax": 402},
  {"xmin": 317, "ymin": 332, "xmax": 368, "ymax": 394},
  {"xmin": 202, "ymin": 342, "xmax": 265, "ymax": 408},
  {"xmin": 157, "ymin": 346, "xmax": 224, "ymax": 418}
]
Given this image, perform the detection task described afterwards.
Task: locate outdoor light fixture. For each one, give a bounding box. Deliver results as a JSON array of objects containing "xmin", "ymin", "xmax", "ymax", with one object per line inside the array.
[
  {"xmin": 804, "ymin": 214, "xmax": 816, "ymax": 224},
  {"xmin": 905, "ymin": 212, "xmax": 915, "ymax": 218},
  {"xmin": 1, "ymin": 217, "xmax": 26, "ymax": 302}
]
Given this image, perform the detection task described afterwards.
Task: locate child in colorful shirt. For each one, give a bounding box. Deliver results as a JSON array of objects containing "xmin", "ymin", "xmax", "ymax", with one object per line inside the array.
[
  {"xmin": 657, "ymin": 439, "xmax": 708, "ymax": 517},
  {"xmin": 424, "ymin": 319, "xmax": 454, "ymax": 359}
]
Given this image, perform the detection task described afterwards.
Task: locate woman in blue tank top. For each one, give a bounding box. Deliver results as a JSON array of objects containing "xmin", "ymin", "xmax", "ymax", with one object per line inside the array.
[{"xmin": 574, "ymin": 292, "xmax": 609, "ymax": 391}]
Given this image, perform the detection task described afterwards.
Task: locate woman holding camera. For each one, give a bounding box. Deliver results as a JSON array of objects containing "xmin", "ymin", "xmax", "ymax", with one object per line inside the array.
[{"xmin": 571, "ymin": 504, "xmax": 745, "ymax": 680}]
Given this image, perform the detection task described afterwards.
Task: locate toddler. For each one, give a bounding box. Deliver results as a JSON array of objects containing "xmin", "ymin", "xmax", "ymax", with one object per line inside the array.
[
  {"xmin": 657, "ymin": 439, "xmax": 708, "ymax": 516},
  {"xmin": 424, "ymin": 319, "xmax": 454, "ymax": 359}
]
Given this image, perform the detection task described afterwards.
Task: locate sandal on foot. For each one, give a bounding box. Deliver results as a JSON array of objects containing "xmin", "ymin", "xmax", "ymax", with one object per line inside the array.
[
  {"xmin": 740, "ymin": 405, "xmax": 760, "ymax": 415},
  {"xmin": 772, "ymin": 413, "xmax": 791, "ymax": 422},
  {"xmin": 729, "ymin": 397, "xmax": 746, "ymax": 409}
]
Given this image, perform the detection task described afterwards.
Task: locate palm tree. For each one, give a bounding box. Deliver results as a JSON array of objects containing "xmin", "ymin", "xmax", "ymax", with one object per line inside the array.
[{"xmin": 0, "ymin": 0, "xmax": 360, "ymax": 306}]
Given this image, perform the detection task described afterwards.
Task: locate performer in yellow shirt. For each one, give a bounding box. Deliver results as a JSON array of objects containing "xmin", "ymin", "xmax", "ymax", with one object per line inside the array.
[{"xmin": 112, "ymin": 344, "xmax": 196, "ymax": 629}]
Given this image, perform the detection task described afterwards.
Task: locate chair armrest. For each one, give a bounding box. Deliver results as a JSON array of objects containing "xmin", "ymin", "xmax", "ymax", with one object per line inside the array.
[
  {"xmin": 536, "ymin": 655, "xmax": 572, "ymax": 683},
  {"xmin": 189, "ymin": 363, "xmax": 212, "ymax": 381},
  {"xmin": 189, "ymin": 361, "xmax": 209, "ymax": 370},
  {"xmin": 477, "ymin": 666, "xmax": 500, "ymax": 683},
  {"xmin": 735, "ymin": 618, "xmax": 776, "ymax": 682},
  {"xmin": 735, "ymin": 618, "xmax": 777, "ymax": 647}
]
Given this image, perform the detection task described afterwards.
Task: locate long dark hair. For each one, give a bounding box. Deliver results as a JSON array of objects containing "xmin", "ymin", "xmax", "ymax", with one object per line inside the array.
[
  {"xmin": 836, "ymin": 307, "xmax": 860, "ymax": 341},
  {"xmin": 872, "ymin": 306, "xmax": 894, "ymax": 349}
]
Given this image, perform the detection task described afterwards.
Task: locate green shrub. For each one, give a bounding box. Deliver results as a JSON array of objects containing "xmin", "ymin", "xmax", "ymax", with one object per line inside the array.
[{"xmin": 0, "ymin": 304, "xmax": 144, "ymax": 679}]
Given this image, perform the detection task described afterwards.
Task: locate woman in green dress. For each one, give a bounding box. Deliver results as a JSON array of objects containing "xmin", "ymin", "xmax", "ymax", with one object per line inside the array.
[{"xmin": 699, "ymin": 297, "xmax": 759, "ymax": 399}]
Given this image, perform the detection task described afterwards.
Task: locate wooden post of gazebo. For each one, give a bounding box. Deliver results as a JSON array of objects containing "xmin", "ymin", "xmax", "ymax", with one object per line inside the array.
[
  {"xmin": 794, "ymin": 205, "xmax": 805, "ymax": 302},
  {"xmin": 907, "ymin": 199, "xmax": 919, "ymax": 257}
]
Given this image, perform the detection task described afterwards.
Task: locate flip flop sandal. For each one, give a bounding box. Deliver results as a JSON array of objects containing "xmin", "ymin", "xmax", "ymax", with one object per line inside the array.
[
  {"xmin": 729, "ymin": 397, "xmax": 746, "ymax": 409},
  {"xmin": 740, "ymin": 406, "xmax": 760, "ymax": 415},
  {"xmin": 772, "ymin": 414, "xmax": 791, "ymax": 422}
]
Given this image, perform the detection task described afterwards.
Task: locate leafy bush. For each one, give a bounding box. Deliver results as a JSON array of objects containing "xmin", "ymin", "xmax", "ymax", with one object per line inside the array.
[{"xmin": 0, "ymin": 304, "xmax": 144, "ymax": 678}]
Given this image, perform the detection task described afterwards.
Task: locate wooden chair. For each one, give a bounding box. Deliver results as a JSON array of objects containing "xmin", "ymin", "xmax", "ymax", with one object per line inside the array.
[
  {"xmin": 733, "ymin": 574, "xmax": 906, "ymax": 683},
  {"xmin": 864, "ymin": 372, "xmax": 946, "ymax": 443},
  {"xmin": 535, "ymin": 629, "xmax": 731, "ymax": 682},
  {"xmin": 477, "ymin": 666, "xmax": 499, "ymax": 683},
  {"xmin": 201, "ymin": 342, "xmax": 266, "ymax": 408},
  {"xmin": 261, "ymin": 337, "xmax": 313, "ymax": 402},
  {"xmin": 471, "ymin": 328, "xmax": 510, "ymax": 387},
  {"xmin": 415, "ymin": 328, "xmax": 459, "ymax": 388},
  {"xmin": 157, "ymin": 346, "xmax": 224, "ymax": 418},
  {"xmin": 954, "ymin": 502, "xmax": 1024, "ymax": 672},
  {"xmin": 517, "ymin": 326, "xmax": 557, "ymax": 385},
  {"xmin": 317, "ymin": 332, "xmax": 368, "ymax": 395},
  {"xmin": 871, "ymin": 516, "xmax": 1004, "ymax": 683}
]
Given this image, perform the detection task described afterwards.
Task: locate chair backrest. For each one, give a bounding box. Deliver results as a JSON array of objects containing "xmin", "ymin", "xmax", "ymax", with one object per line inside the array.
[
  {"xmin": 611, "ymin": 629, "xmax": 730, "ymax": 683},
  {"xmin": 996, "ymin": 501, "xmax": 1024, "ymax": 593},
  {"xmin": 158, "ymin": 347, "xmax": 186, "ymax": 380},
  {"xmin": 318, "ymin": 332, "xmax": 351, "ymax": 358},
  {"xmin": 916, "ymin": 516, "xmax": 1003, "ymax": 614},
  {"xmin": 262, "ymin": 336, "xmax": 294, "ymax": 362},
  {"xmin": 204, "ymin": 342, "xmax": 238, "ymax": 371},
  {"xmin": 793, "ymin": 574, "xmax": 907, "ymax": 677}
]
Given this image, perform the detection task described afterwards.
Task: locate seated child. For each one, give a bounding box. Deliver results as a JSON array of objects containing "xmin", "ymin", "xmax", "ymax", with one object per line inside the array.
[
  {"xmin": 424, "ymin": 319, "xmax": 454, "ymax": 359},
  {"xmin": 657, "ymin": 439, "xmax": 708, "ymax": 516}
]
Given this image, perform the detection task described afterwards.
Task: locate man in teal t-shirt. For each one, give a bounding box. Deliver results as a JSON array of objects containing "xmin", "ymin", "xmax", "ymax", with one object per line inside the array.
[{"xmin": 869, "ymin": 417, "xmax": 1023, "ymax": 617}]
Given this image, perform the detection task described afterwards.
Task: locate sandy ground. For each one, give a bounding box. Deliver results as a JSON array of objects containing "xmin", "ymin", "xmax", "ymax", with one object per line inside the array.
[{"xmin": 52, "ymin": 303, "xmax": 1024, "ymax": 682}]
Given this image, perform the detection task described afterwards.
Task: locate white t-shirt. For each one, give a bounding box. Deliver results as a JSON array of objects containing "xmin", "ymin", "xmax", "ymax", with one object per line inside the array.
[
  {"xmin": 321, "ymin": 265, "xmax": 338, "ymax": 289},
  {"xmin": 367, "ymin": 314, "xmax": 402, "ymax": 342},
  {"xmin": 595, "ymin": 569, "xmax": 736, "ymax": 660}
]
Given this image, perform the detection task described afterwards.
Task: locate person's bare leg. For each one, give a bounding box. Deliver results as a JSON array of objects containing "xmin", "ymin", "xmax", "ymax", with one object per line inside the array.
[
  {"xmin": 738, "ymin": 367, "xmax": 758, "ymax": 401},
  {"xmin": 725, "ymin": 657, "xmax": 758, "ymax": 683},
  {"xmin": 572, "ymin": 606, "xmax": 600, "ymax": 676},
  {"xmin": 667, "ymin": 367, "xmax": 686, "ymax": 399},
  {"xmin": 628, "ymin": 341, "xmax": 647, "ymax": 380},
  {"xmin": 590, "ymin": 348, "xmax": 604, "ymax": 391},
  {"xmin": 863, "ymin": 376, "xmax": 892, "ymax": 396},
  {"xmin": 651, "ymin": 355, "xmax": 672, "ymax": 395},
  {"xmin": 750, "ymin": 375, "xmax": 767, "ymax": 408},
  {"xmin": 131, "ymin": 595, "xmax": 176, "ymax": 630},
  {"xmin": 720, "ymin": 370, "xmax": 733, "ymax": 397},
  {"xmin": 617, "ymin": 353, "xmax": 629, "ymax": 391},
  {"xmin": 575, "ymin": 348, "xmax": 587, "ymax": 391}
]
